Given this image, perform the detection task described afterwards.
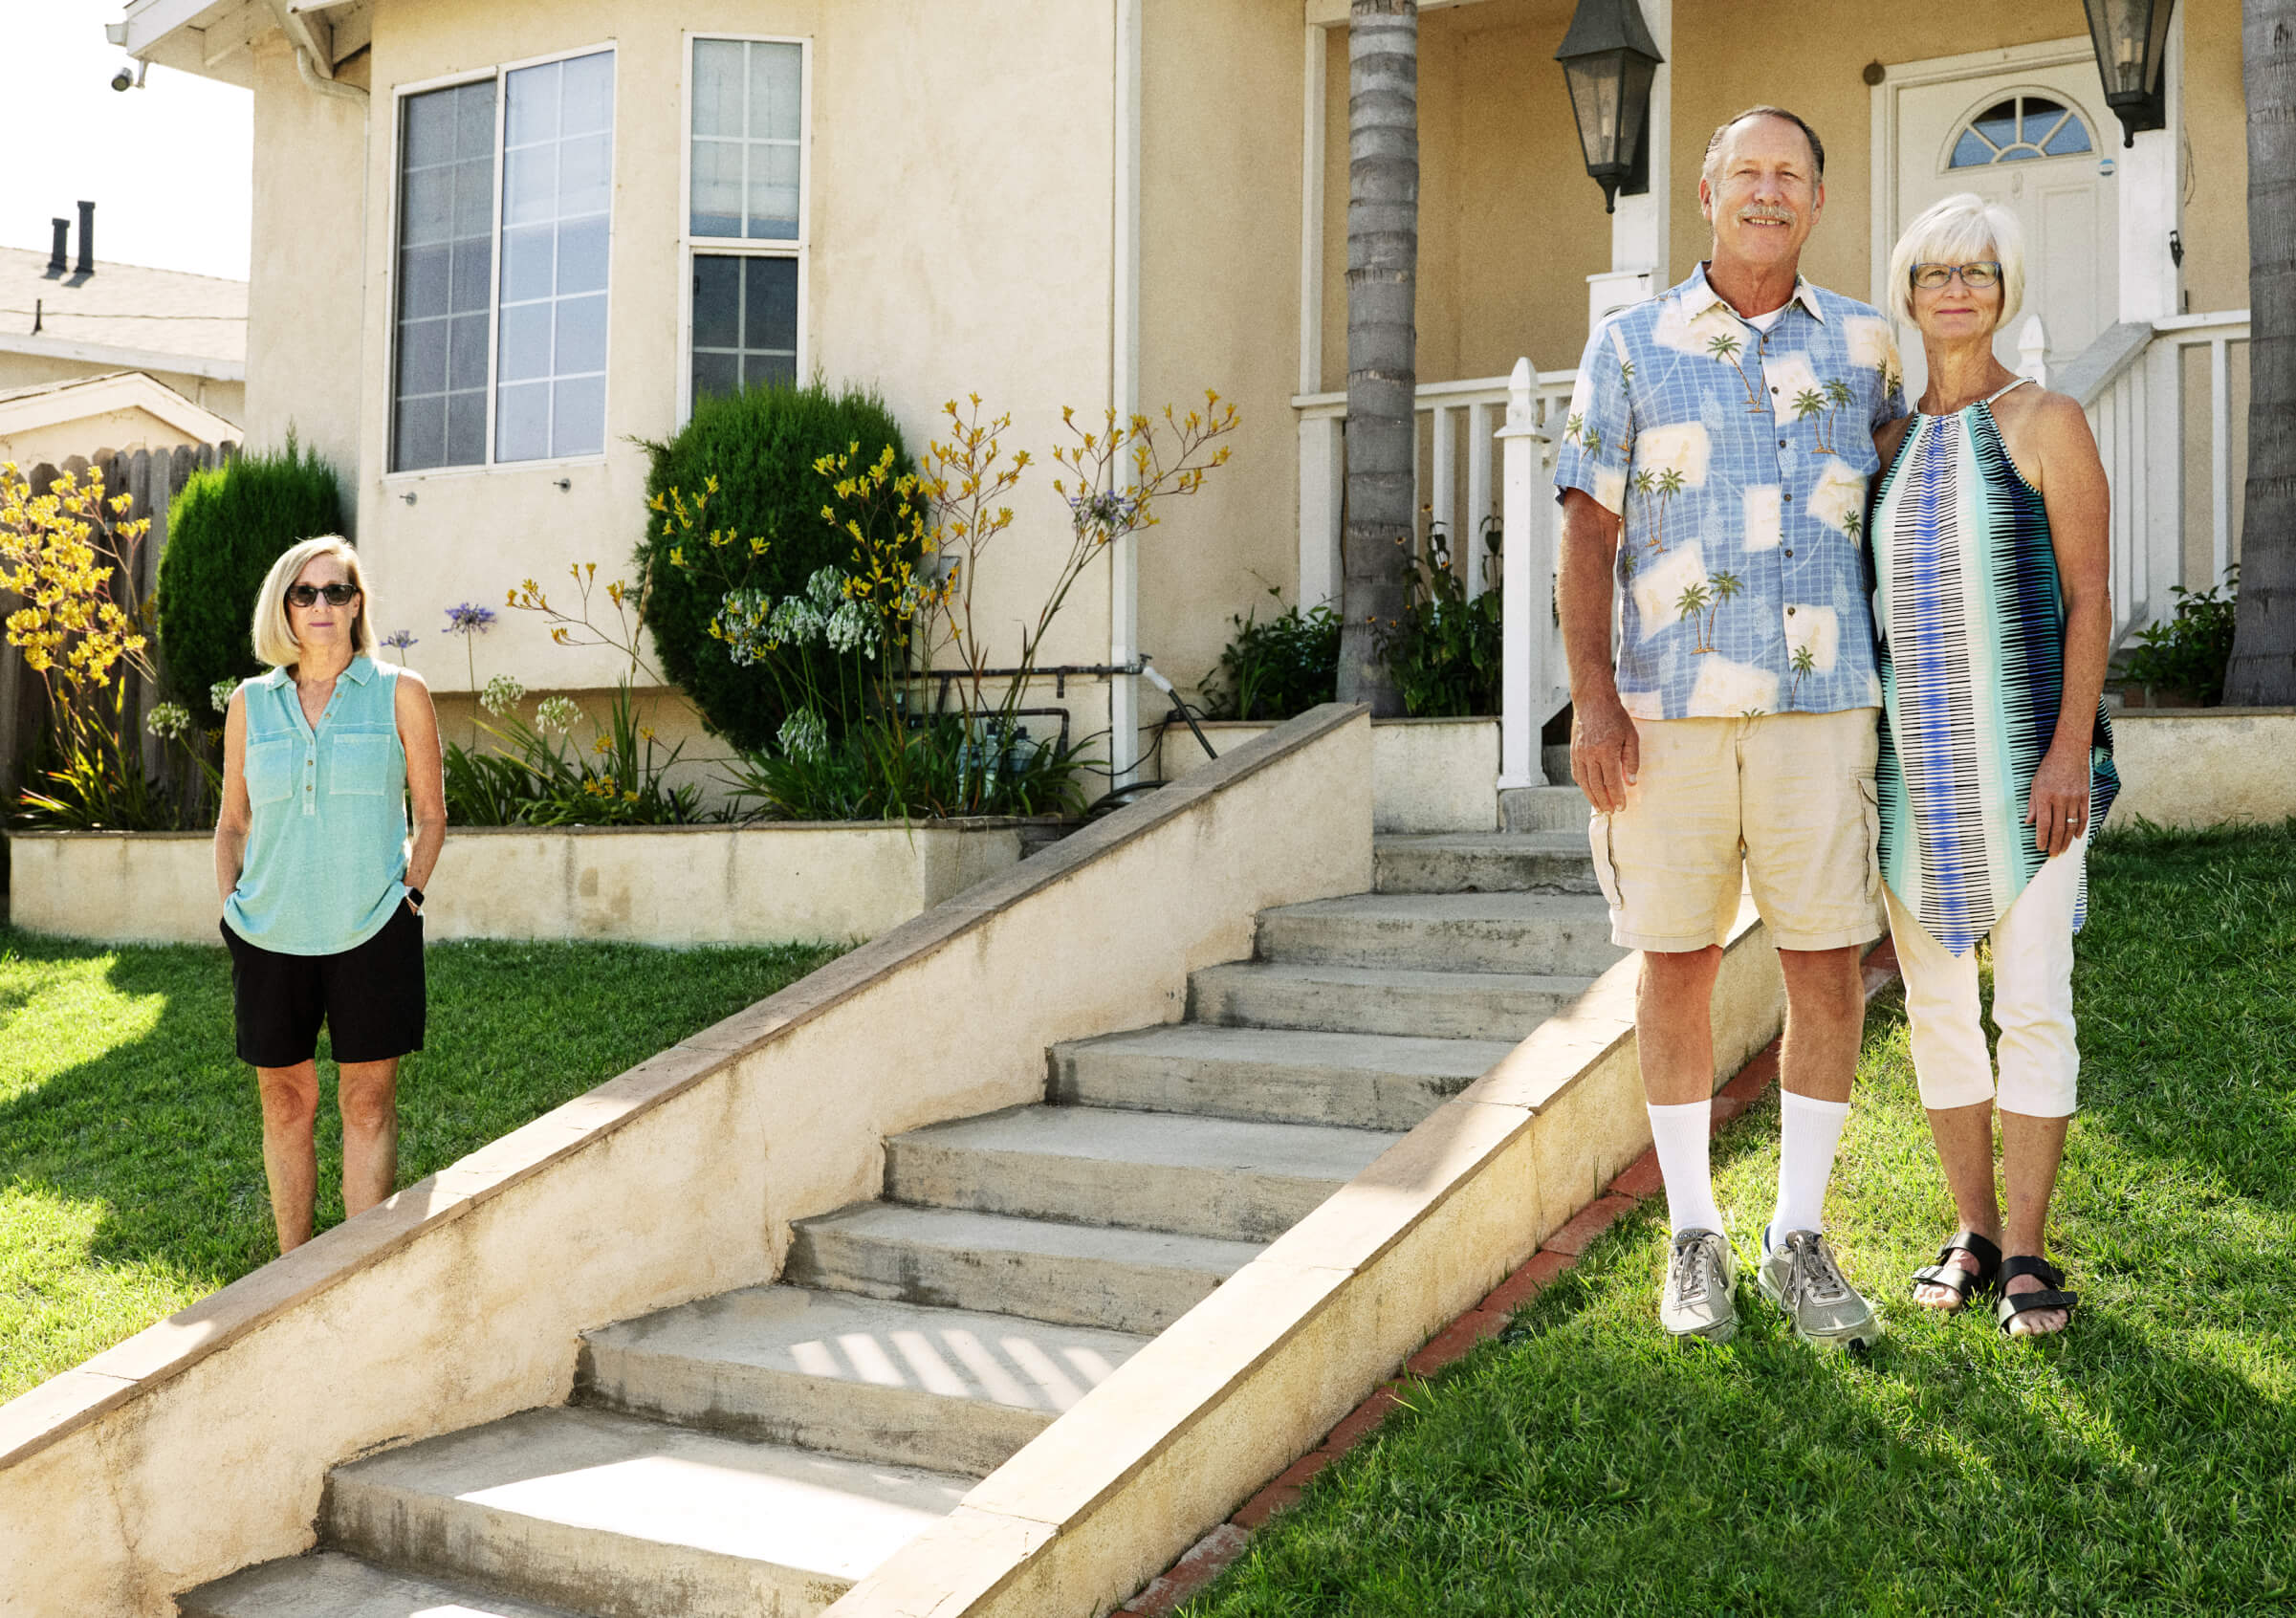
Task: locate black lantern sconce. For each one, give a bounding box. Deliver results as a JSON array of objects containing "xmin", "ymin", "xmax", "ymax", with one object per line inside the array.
[
  {"xmin": 2081, "ymin": 0, "xmax": 2176, "ymax": 147},
  {"xmin": 1554, "ymin": 0, "xmax": 1665, "ymax": 214}
]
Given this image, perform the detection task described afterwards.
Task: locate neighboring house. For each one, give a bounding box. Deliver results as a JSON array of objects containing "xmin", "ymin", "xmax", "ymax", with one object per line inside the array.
[
  {"xmin": 112, "ymin": 0, "xmax": 2250, "ymax": 777},
  {"xmin": 0, "ymin": 370, "xmax": 240, "ymax": 469},
  {"xmin": 0, "ymin": 236, "xmax": 246, "ymax": 436}
]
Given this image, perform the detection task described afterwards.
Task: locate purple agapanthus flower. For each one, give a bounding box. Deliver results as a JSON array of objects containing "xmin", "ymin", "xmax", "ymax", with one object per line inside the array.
[
  {"xmin": 443, "ymin": 602, "xmax": 496, "ymax": 635},
  {"xmin": 382, "ymin": 628, "xmax": 419, "ymax": 650}
]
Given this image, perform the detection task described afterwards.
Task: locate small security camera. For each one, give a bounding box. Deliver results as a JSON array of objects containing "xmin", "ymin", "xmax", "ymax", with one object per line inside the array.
[{"xmin": 110, "ymin": 59, "xmax": 146, "ymax": 92}]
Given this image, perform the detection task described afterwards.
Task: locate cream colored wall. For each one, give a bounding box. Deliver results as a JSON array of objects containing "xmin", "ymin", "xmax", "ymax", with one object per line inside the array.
[
  {"xmin": 1136, "ymin": 0, "xmax": 1305, "ymax": 700},
  {"xmin": 0, "ymin": 408, "xmax": 209, "ymax": 470},
  {"xmin": 2178, "ymin": 0, "xmax": 2249, "ymax": 317},
  {"xmin": 342, "ymin": 0, "xmax": 1118, "ymax": 711},
  {"xmin": 1319, "ymin": 1, "xmax": 1610, "ymax": 387},
  {"xmin": 1668, "ymin": 4, "xmax": 2093, "ymax": 306},
  {"xmin": 0, "ymin": 356, "xmax": 244, "ymax": 433},
  {"xmin": 244, "ymin": 37, "xmax": 366, "ymax": 482}
]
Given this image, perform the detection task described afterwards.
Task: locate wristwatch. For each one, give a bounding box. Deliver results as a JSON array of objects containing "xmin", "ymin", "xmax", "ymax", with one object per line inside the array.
[{"xmin": 405, "ymin": 886, "xmax": 425, "ymax": 913}]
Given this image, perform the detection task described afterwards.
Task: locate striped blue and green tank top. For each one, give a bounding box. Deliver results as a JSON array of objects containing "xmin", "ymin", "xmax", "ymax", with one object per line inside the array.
[{"xmin": 1870, "ymin": 376, "xmax": 2119, "ymax": 958}]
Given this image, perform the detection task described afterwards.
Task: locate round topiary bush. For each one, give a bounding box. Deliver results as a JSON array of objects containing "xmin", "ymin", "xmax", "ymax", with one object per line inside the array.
[
  {"xmin": 638, "ymin": 382, "xmax": 912, "ymax": 754},
  {"xmin": 156, "ymin": 438, "xmax": 344, "ymax": 717}
]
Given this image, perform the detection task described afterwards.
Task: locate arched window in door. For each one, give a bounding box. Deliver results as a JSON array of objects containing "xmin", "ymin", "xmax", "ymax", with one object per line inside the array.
[{"xmin": 1949, "ymin": 96, "xmax": 2094, "ymax": 167}]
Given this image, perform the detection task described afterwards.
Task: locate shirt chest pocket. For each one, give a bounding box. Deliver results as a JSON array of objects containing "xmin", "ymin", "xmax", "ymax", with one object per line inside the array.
[
  {"xmin": 328, "ymin": 730, "xmax": 397, "ymax": 797},
  {"xmin": 245, "ymin": 738, "xmax": 295, "ymax": 806}
]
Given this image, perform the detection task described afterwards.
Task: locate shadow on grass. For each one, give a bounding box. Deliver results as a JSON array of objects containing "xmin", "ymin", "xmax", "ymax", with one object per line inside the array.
[{"xmin": 0, "ymin": 928, "xmax": 841, "ymax": 1399}]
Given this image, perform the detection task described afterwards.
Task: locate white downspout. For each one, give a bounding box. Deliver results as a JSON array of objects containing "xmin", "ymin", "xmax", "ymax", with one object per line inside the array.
[
  {"xmin": 270, "ymin": 1, "xmax": 365, "ymax": 101},
  {"xmin": 1108, "ymin": 0, "xmax": 1144, "ymax": 782}
]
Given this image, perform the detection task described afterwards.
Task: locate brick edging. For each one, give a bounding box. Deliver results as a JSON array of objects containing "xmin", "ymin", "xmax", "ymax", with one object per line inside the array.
[{"xmin": 1113, "ymin": 939, "xmax": 1903, "ymax": 1617}]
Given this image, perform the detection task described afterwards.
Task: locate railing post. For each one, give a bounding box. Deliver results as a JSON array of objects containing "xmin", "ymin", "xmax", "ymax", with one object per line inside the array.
[
  {"xmin": 1497, "ymin": 358, "xmax": 1549, "ymax": 791},
  {"xmin": 2016, "ymin": 315, "xmax": 2048, "ymax": 386},
  {"xmin": 1465, "ymin": 400, "xmax": 1495, "ymax": 598},
  {"xmin": 1298, "ymin": 413, "xmax": 1344, "ymax": 608}
]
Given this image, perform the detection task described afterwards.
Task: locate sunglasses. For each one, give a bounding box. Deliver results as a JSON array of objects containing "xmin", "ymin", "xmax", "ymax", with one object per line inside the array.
[
  {"xmin": 286, "ymin": 582, "xmax": 361, "ymax": 608},
  {"xmin": 1910, "ymin": 261, "xmax": 2002, "ymax": 291}
]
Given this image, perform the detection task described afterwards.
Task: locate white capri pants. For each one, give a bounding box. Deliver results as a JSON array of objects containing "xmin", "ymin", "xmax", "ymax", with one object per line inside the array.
[{"xmin": 1881, "ymin": 848, "xmax": 2085, "ymax": 1118}]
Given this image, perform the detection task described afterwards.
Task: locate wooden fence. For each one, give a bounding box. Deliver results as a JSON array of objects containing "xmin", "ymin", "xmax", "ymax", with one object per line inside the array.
[{"xmin": 0, "ymin": 441, "xmax": 239, "ymax": 826}]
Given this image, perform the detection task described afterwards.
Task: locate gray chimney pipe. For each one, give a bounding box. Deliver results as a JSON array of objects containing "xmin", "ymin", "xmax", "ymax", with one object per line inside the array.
[
  {"xmin": 75, "ymin": 201, "xmax": 95, "ymax": 276},
  {"xmin": 48, "ymin": 218, "xmax": 69, "ymax": 274}
]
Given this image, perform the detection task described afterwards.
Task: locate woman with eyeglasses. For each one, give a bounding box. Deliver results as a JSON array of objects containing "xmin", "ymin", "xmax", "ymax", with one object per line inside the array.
[
  {"xmin": 214, "ymin": 536, "xmax": 446, "ymax": 1253},
  {"xmin": 1869, "ymin": 193, "xmax": 2119, "ymax": 1337}
]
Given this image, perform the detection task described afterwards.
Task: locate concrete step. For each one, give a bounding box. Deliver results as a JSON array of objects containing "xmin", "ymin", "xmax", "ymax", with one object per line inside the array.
[
  {"xmin": 1374, "ymin": 831, "xmax": 1598, "ymax": 895},
  {"xmin": 1500, "ymin": 782, "xmax": 1590, "ymax": 834},
  {"xmin": 324, "ymin": 1405, "xmax": 971, "ymax": 1618},
  {"xmin": 1256, "ymin": 891, "xmax": 1628, "ymax": 976},
  {"xmin": 578, "ymin": 1283, "xmax": 1149, "ymax": 1477},
  {"xmin": 1189, "ymin": 960, "xmax": 1596, "ymax": 1042},
  {"xmin": 1052, "ymin": 1022, "xmax": 1514, "ymax": 1130},
  {"xmin": 886, "ymin": 1104, "xmax": 1401, "ymax": 1243},
  {"xmin": 785, "ymin": 1202, "xmax": 1258, "ymax": 1336},
  {"xmin": 181, "ymin": 1551, "xmax": 583, "ymax": 1618}
]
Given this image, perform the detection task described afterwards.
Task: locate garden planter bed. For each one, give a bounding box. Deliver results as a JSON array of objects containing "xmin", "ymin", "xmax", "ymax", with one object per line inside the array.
[{"xmin": 4, "ymin": 818, "xmax": 1067, "ymax": 949}]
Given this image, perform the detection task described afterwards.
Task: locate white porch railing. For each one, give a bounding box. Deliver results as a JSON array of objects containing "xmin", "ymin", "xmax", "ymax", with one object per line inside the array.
[
  {"xmin": 2056, "ymin": 309, "xmax": 2250, "ymax": 645},
  {"xmin": 1294, "ymin": 360, "xmax": 1577, "ymax": 786}
]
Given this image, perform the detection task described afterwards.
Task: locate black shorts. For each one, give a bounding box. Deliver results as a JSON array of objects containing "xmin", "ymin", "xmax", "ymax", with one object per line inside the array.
[{"xmin": 221, "ymin": 903, "xmax": 426, "ymax": 1067}]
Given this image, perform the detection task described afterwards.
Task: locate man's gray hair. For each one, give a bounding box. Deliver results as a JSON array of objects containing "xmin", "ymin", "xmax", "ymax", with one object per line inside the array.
[{"xmin": 1701, "ymin": 105, "xmax": 1826, "ymax": 189}]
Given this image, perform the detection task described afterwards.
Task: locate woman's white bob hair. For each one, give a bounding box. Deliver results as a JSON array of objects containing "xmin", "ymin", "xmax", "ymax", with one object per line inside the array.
[
  {"xmin": 1887, "ymin": 191, "xmax": 2026, "ymax": 331},
  {"xmin": 251, "ymin": 535, "xmax": 377, "ymax": 669}
]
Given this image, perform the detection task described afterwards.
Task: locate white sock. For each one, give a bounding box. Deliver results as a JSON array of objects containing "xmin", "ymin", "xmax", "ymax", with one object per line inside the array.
[
  {"xmin": 1647, "ymin": 1100, "xmax": 1724, "ymax": 1238},
  {"xmin": 1769, "ymin": 1090, "xmax": 1851, "ymax": 1246}
]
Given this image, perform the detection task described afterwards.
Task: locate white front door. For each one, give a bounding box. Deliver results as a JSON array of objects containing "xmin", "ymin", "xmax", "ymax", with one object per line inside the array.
[{"xmin": 1888, "ymin": 46, "xmax": 2118, "ymax": 404}]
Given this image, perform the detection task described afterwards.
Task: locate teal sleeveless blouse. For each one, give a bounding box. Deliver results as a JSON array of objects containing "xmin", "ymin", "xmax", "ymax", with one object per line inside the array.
[{"xmin": 225, "ymin": 654, "xmax": 410, "ymax": 955}]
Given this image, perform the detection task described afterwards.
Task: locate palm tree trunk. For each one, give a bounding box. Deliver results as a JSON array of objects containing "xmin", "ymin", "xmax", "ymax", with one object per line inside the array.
[
  {"xmin": 2225, "ymin": 0, "xmax": 2296, "ymax": 703},
  {"xmin": 1339, "ymin": 0, "xmax": 1418, "ymax": 714}
]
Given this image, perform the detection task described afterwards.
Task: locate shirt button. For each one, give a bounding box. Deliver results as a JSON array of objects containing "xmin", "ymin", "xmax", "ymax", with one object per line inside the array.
[
  {"xmin": 1778, "ymin": 439, "xmax": 1786, "ymax": 448},
  {"xmin": 1782, "ymin": 493, "xmax": 1793, "ymax": 503},
  {"xmin": 1784, "ymin": 548, "xmax": 1795, "ymax": 558},
  {"xmin": 1770, "ymin": 385, "xmax": 1780, "ymax": 394}
]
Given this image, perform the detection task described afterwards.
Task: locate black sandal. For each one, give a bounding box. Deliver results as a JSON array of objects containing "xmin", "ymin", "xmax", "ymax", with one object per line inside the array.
[
  {"xmin": 1994, "ymin": 1256, "xmax": 2078, "ymax": 1336},
  {"xmin": 1910, "ymin": 1229, "xmax": 2001, "ymax": 1310}
]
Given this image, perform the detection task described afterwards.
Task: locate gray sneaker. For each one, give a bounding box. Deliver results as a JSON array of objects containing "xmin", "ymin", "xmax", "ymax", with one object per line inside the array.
[
  {"xmin": 1759, "ymin": 1228, "xmax": 1884, "ymax": 1351},
  {"xmin": 1660, "ymin": 1228, "xmax": 1739, "ymax": 1345}
]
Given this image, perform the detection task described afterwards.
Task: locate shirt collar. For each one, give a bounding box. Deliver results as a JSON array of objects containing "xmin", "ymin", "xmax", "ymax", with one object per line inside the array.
[
  {"xmin": 1677, "ymin": 262, "xmax": 1826, "ymax": 325},
  {"xmin": 263, "ymin": 653, "xmax": 372, "ymax": 687}
]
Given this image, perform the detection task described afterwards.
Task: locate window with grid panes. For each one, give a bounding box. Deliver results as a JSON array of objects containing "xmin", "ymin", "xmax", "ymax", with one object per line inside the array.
[
  {"xmin": 388, "ymin": 49, "xmax": 615, "ymax": 473},
  {"xmin": 688, "ymin": 39, "xmax": 802, "ymax": 404}
]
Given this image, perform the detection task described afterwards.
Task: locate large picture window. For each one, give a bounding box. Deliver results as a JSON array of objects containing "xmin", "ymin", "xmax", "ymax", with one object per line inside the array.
[
  {"xmin": 687, "ymin": 37, "xmax": 804, "ymax": 411},
  {"xmin": 390, "ymin": 48, "xmax": 616, "ymax": 473}
]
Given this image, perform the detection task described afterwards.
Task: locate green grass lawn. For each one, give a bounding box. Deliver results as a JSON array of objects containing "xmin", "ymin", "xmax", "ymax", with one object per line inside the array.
[
  {"xmin": 0, "ymin": 928, "xmax": 842, "ymax": 1405},
  {"xmin": 1186, "ymin": 821, "xmax": 2296, "ymax": 1616}
]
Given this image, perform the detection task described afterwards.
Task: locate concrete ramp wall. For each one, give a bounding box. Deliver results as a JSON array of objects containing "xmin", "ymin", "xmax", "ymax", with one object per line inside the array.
[{"xmin": 0, "ymin": 705, "xmax": 1374, "ymax": 1618}]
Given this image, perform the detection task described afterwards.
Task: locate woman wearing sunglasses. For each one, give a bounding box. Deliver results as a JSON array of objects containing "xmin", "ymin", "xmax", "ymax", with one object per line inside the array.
[
  {"xmin": 214, "ymin": 536, "xmax": 446, "ymax": 1253},
  {"xmin": 1870, "ymin": 193, "xmax": 2119, "ymax": 1337}
]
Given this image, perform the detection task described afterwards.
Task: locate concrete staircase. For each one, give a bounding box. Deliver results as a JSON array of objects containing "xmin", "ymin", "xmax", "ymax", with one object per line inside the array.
[{"xmin": 183, "ymin": 790, "xmax": 1614, "ymax": 1618}]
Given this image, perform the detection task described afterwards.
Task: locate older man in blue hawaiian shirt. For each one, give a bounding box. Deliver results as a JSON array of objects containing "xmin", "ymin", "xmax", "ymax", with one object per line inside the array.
[{"xmin": 1554, "ymin": 105, "xmax": 1906, "ymax": 1354}]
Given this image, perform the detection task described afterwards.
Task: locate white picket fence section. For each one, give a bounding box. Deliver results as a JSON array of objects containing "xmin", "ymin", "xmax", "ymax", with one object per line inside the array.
[
  {"xmin": 1294, "ymin": 360, "xmax": 1577, "ymax": 786},
  {"xmin": 2057, "ymin": 308, "xmax": 2250, "ymax": 645}
]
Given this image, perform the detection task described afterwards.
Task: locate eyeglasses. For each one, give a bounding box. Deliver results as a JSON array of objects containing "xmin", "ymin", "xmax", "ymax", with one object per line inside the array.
[
  {"xmin": 285, "ymin": 582, "xmax": 361, "ymax": 608},
  {"xmin": 1910, "ymin": 261, "xmax": 2002, "ymax": 291}
]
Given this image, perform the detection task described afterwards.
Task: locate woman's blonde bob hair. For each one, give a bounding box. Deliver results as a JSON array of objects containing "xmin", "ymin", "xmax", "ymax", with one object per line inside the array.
[
  {"xmin": 251, "ymin": 535, "xmax": 378, "ymax": 669},
  {"xmin": 1887, "ymin": 192, "xmax": 2025, "ymax": 330}
]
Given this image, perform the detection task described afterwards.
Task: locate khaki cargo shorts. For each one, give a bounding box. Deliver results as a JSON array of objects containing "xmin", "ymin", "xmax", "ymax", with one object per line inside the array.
[{"xmin": 1587, "ymin": 709, "xmax": 1884, "ymax": 953}]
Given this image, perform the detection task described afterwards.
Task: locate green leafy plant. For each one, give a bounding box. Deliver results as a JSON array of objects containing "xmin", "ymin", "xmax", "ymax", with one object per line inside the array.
[
  {"xmin": 1376, "ymin": 522, "xmax": 1503, "ymax": 718},
  {"xmin": 154, "ymin": 435, "xmax": 342, "ymax": 725},
  {"xmin": 721, "ymin": 707, "xmax": 1090, "ymax": 821},
  {"xmin": 2121, "ymin": 565, "xmax": 2239, "ymax": 705},
  {"xmin": 636, "ymin": 382, "xmax": 916, "ymax": 752},
  {"xmin": 1202, "ymin": 589, "xmax": 1340, "ymax": 721}
]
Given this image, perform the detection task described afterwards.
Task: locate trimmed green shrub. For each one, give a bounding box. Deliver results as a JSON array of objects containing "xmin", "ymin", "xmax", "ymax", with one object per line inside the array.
[
  {"xmin": 637, "ymin": 383, "xmax": 913, "ymax": 753},
  {"xmin": 1201, "ymin": 590, "xmax": 1341, "ymax": 721},
  {"xmin": 155, "ymin": 438, "xmax": 343, "ymax": 716}
]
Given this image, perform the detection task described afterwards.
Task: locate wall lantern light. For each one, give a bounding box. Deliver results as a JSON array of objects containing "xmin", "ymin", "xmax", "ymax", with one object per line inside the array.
[
  {"xmin": 1554, "ymin": 0, "xmax": 1665, "ymax": 214},
  {"xmin": 2080, "ymin": 0, "xmax": 2175, "ymax": 147}
]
